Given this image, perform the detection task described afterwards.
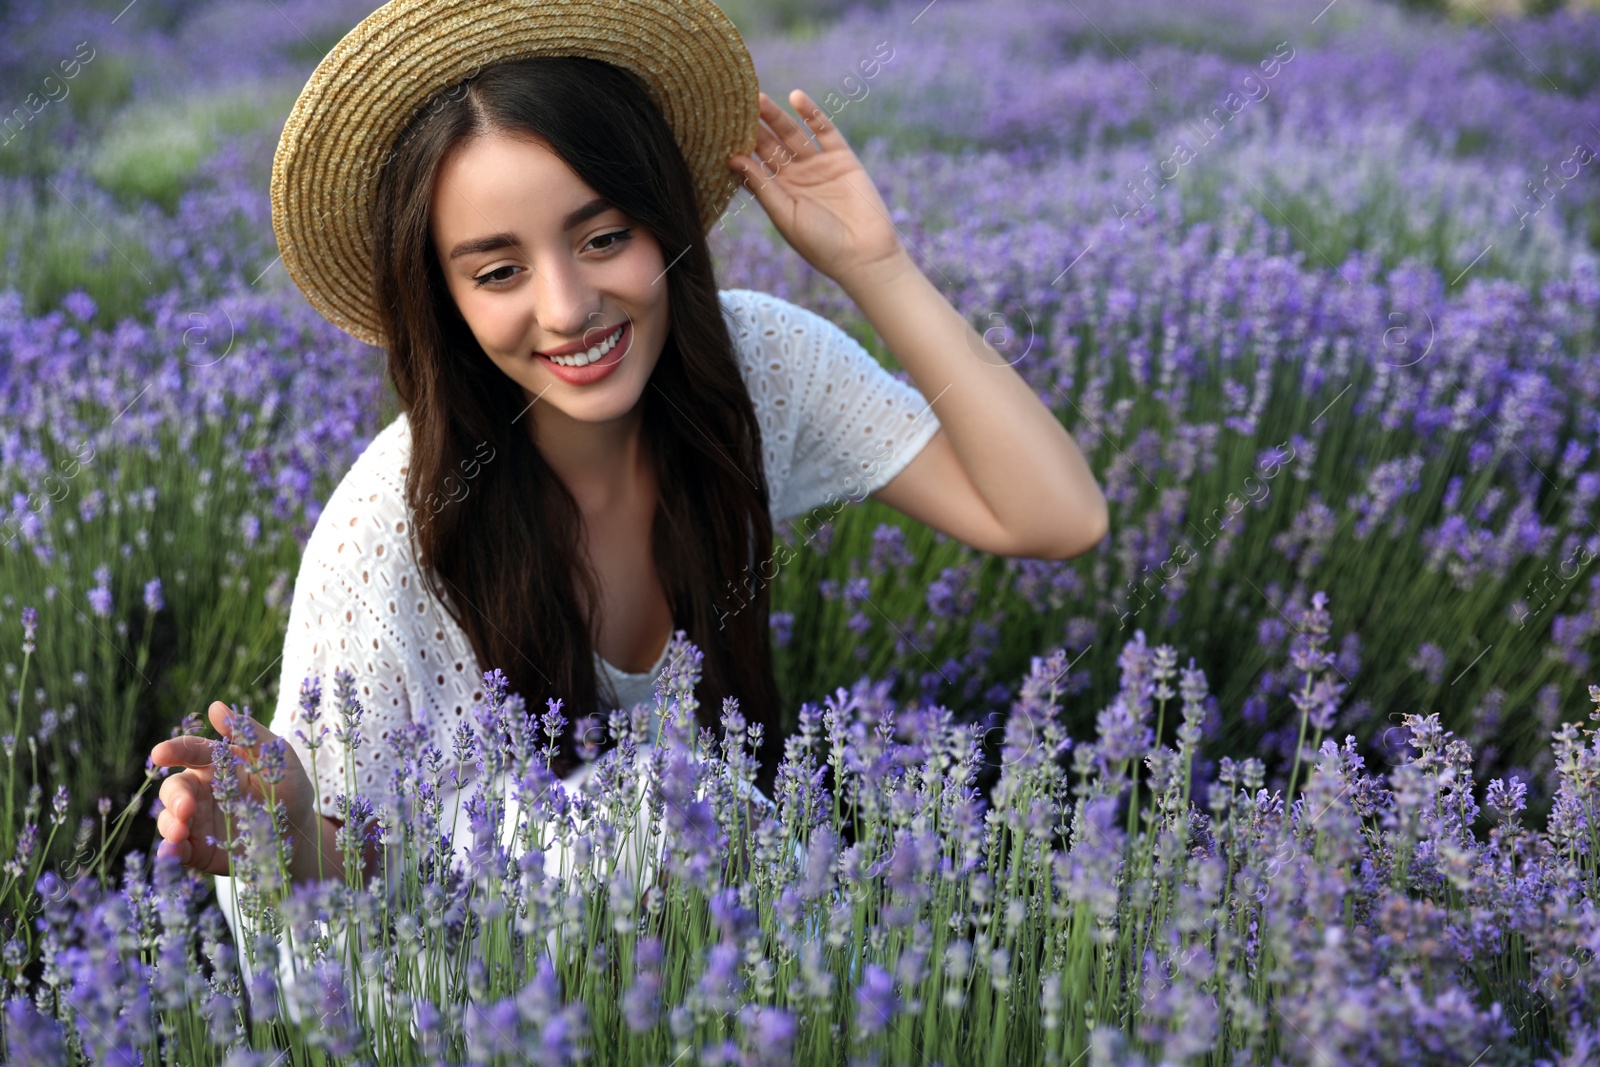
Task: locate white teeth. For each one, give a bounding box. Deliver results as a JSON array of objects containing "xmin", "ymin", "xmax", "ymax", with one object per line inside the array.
[{"xmin": 549, "ymin": 325, "xmax": 624, "ymax": 368}]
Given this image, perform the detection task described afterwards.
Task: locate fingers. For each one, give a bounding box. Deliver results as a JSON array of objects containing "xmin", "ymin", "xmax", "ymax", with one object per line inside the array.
[
  {"xmin": 155, "ymin": 774, "xmax": 219, "ymax": 873},
  {"xmin": 208, "ymin": 699, "xmax": 243, "ymax": 741},
  {"xmin": 150, "ymin": 735, "xmax": 223, "ymax": 770},
  {"xmin": 158, "ymin": 769, "xmax": 203, "ymax": 823},
  {"xmin": 155, "ymin": 803, "xmax": 189, "ymax": 844},
  {"xmin": 151, "ymin": 699, "xmax": 256, "ymax": 769},
  {"xmin": 736, "ymin": 88, "xmax": 852, "ymax": 200},
  {"xmin": 787, "ymin": 88, "xmax": 848, "ymax": 153},
  {"xmin": 748, "ymin": 125, "xmax": 791, "ymax": 183},
  {"xmin": 155, "ymin": 837, "xmax": 190, "ymax": 866},
  {"xmin": 759, "ymin": 89, "xmax": 847, "ymax": 158},
  {"xmin": 208, "ymin": 699, "xmax": 274, "ymax": 748},
  {"xmin": 155, "ymin": 777, "xmax": 196, "ymax": 869},
  {"xmin": 756, "ymin": 90, "xmax": 816, "ymax": 167}
]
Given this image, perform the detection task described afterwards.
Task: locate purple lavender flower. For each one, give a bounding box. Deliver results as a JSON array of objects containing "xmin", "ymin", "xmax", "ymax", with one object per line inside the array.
[
  {"xmin": 769, "ymin": 609, "xmax": 794, "ymax": 648},
  {"xmin": 1094, "ymin": 692, "xmax": 1151, "ymax": 765},
  {"xmin": 61, "ymin": 290, "xmax": 96, "ymax": 322},
  {"xmin": 306, "ymin": 960, "xmax": 361, "ymax": 1059},
  {"xmin": 869, "ymin": 523, "xmax": 916, "ymax": 571},
  {"xmin": 87, "ymin": 565, "xmax": 113, "ymax": 618},
  {"xmin": 1485, "ymin": 775, "xmax": 1527, "ymax": 819},
  {"xmin": 142, "ymin": 578, "xmax": 163, "ymax": 614},
  {"xmin": 20, "ymin": 605, "xmax": 37, "ymax": 655},
  {"xmin": 926, "ymin": 563, "xmax": 979, "ymax": 619},
  {"xmin": 207, "ymin": 734, "xmax": 243, "ymax": 813},
  {"xmin": 297, "ymin": 675, "xmax": 323, "ymax": 723},
  {"xmin": 452, "ymin": 718, "xmax": 478, "ymax": 766},
  {"xmin": 49, "ymin": 784, "xmax": 68, "ymax": 827},
  {"xmin": 515, "ymin": 952, "xmax": 564, "ymax": 1030},
  {"xmin": 295, "ymin": 675, "xmax": 329, "ymax": 754},
  {"xmin": 473, "ymin": 668, "xmax": 512, "ymax": 778},
  {"xmin": 245, "ymin": 951, "xmax": 279, "ymax": 1026},
  {"xmin": 331, "ymin": 686, "xmax": 364, "ymax": 755},
  {"xmin": 225, "ymin": 704, "xmax": 259, "ymax": 749},
  {"xmin": 539, "ymin": 696, "xmax": 567, "ymax": 746},
  {"xmin": 854, "ymin": 962, "xmax": 899, "ymax": 1037},
  {"xmin": 623, "ymin": 963, "xmax": 663, "ymax": 1033},
  {"xmin": 4, "ymin": 994, "xmax": 69, "ymax": 1064},
  {"xmin": 740, "ymin": 1004, "xmax": 797, "ymax": 1067},
  {"xmin": 696, "ymin": 942, "xmax": 744, "ymax": 1017},
  {"xmin": 708, "ymin": 886, "xmax": 759, "ymax": 944},
  {"xmin": 7, "ymin": 823, "xmax": 39, "ymax": 876},
  {"xmin": 465, "ymin": 997, "xmax": 521, "ymax": 1061},
  {"xmin": 1288, "ymin": 629, "xmax": 1333, "ymax": 677},
  {"xmin": 538, "ymin": 1012, "xmax": 580, "ymax": 1064},
  {"xmin": 257, "ymin": 737, "xmax": 288, "ymax": 785},
  {"xmin": 1408, "ymin": 642, "xmax": 1447, "ymax": 687},
  {"xmin": 573, "ymin": 713, "xmax": 604, "ymax": 763},
  {"xmin": 1292, "ymin": 674, "xmax": 1347, "ymax": 733},
  {"xmin": 414, "ymin": 997, "xmax": 444, "ymax": 1058},
  {"xmin": 77, "ymin": 489, "xmax": 104, "ymax": 525},
  {"xmin": 326, "ymin": 666, "xmax": 365, "ymax": 755}
]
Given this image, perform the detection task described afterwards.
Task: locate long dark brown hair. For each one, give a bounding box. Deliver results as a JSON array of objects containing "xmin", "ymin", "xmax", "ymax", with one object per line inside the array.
[{"xmin": 368, "ymin": 56, "xmax": 784, "ymax": 798}]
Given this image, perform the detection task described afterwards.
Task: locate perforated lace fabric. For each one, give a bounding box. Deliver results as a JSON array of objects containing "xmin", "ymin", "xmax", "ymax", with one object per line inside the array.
[{"xmin": 262, "ymin": 287, "xmax": 943, "ymax": 819}]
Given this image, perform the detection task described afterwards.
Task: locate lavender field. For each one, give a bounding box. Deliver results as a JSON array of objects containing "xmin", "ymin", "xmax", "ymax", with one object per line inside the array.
[{"xmin": 3, "ymin": 0, "xmax": 1600, "ymax": 1062}]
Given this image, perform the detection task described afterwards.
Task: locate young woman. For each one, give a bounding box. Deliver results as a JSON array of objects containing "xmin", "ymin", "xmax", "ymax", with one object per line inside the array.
[{"xmin": 148, "ymin": 0, "xmax": 1108, "ymax": 958}]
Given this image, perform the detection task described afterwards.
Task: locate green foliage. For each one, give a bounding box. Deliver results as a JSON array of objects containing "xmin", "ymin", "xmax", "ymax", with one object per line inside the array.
[
  {"xmin": 0, "ymin": 179, "xmax": 171, "ymax": 321},
  {"xmin": 86, "ymin": 83, "xmax": 298, "ymax": 212},
  {"xmin": 0, "ymin": 55, "xmax": 137, "ymax": 182},
  {"xmin": 61, "ymin": 51, "xmax": 138, "ymax": 124},
  {"xmin": 1176, "ymin": 150, "xmax": 1562, "ymax": 294}
]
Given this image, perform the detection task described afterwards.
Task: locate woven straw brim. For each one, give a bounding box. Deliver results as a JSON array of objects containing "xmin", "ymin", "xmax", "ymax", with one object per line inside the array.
[{"xmin": 270, "ymin": 0, "xmax": 759, "ymax": 349}]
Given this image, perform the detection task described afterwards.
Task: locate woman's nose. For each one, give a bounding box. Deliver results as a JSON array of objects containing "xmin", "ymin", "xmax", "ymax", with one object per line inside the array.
[{"xmin": 530, "ymin": 259, "xmax": 604, "ymax": 341}]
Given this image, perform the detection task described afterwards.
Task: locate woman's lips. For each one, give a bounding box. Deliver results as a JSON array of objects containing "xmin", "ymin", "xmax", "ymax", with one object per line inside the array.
[{"xmin": 535, "ymin": 321, "xmax": 630, "ymax": 385}]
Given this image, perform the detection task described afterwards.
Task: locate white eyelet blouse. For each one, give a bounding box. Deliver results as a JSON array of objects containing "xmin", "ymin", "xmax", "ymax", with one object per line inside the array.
[{"xmin": 266, "ymin": 286, "xmax": 941, "ymax": 819}]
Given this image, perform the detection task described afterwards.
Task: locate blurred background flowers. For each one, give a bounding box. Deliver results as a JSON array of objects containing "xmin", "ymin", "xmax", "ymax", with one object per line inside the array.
[{"xmin": 3, "ymin": 0, "xmax": 1600, "ymax": 1061}]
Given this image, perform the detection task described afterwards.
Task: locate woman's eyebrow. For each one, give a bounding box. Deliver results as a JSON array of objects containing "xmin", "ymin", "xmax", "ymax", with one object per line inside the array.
[{"xmin": 446, "ymin": 197, "xmax": 617, "ymax": 261}]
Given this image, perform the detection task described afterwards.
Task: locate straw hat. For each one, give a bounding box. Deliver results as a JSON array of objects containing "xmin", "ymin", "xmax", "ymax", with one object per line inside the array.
[{"xmin": 270, "ymin": 0, "xmax": 760, "ymax": 349}]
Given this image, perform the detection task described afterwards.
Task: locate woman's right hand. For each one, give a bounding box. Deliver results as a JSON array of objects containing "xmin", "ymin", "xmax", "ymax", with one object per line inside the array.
[{"xmin": 149, "ymin": 700, "xmax": 318, "ymax": 877}]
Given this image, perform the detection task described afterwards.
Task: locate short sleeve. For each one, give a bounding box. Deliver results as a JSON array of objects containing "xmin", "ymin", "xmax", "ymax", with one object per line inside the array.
[
  {"xmin": 267, "ymin": 435, "xmax": 417, "ymax": 822},
  {"xmin": 721, "ymin": 288, "xmax": 941, "ymax": 523}
]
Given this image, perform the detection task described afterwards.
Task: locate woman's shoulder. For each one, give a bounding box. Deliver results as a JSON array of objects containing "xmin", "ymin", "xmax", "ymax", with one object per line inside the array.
[
  {"xmin": 302, "ymin": 412, "xmax": 414, "ymax": 568},
  {"xmin": 324, "ymin": 413, "xmax": 410, "ymax": 507},
  {"xmin": 716, "ymin": 286, "xmax": 810, "ymax": 347},
  {"xmin": 717, "ymin": 286, "xmax": 853, "ymax": 360},
  {"xmin": 717, "ymin": 286, "xmax": 811, "ymax": 338},
  {"xmin": 716, "ymin": 287, "xmax": 832, "ymax": 396}
]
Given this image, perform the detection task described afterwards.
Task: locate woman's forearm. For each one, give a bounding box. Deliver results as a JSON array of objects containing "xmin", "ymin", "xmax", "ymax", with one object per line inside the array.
[{"xmin": 838, "ymin": 250, "xmax": 1110, "ymax": 557}]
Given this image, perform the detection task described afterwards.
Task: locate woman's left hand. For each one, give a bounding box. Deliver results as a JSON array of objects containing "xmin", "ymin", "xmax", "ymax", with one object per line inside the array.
[{"xmin": 728, "ymin": 89, "xmax": 908, "ymax": 289}]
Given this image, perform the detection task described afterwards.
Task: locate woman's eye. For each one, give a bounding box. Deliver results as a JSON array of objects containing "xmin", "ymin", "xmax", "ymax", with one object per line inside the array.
[
  {"xmin": 470, "ymin": 230, "xmax": 632, "ymax": 289},
  {"xmin": 587, "ymin": 228, "xmax": 633, "ymax": 252},
  {"xmin": 472, "ymin": 265, "xmax": 519, "ymax": 288}
]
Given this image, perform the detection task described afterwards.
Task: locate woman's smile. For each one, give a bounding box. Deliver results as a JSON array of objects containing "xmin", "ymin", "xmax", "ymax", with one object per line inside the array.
[{"xmin": 535, "ymin": 320, "xmax": 632, "ymax": 385}]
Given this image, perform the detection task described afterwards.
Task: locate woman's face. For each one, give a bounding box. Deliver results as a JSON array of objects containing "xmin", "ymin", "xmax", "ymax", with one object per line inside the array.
[{"xmin": 429, "ymin": 130, "xmax": 670, "ymax": 426}]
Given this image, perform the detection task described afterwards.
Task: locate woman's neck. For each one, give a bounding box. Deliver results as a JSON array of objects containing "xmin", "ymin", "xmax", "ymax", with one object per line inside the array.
[{"xmin": 531, "ymin": 402, "xmax": 651, "ymax": 517}]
